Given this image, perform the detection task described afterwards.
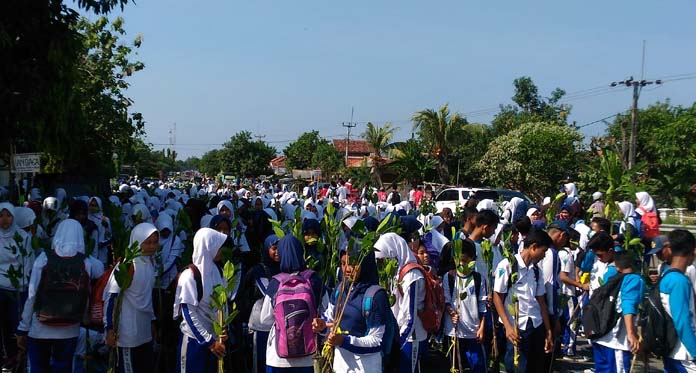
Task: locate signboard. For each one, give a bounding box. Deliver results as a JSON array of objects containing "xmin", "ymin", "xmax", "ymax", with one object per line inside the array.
[{"xmin": 13, "ymin": 153, "xmax": 41, "ymax": 173}]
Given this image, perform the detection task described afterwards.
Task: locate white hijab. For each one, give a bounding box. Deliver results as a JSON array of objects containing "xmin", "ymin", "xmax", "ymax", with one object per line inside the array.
[
  {"xmin": 88, "ymin": 196, "xmax": 103, "ymax": 225},
  {"xmin": 174, "ymin": 228, "xmax": 227, "ymax": 313},
  {"xmin": 52, "ymin": 219, "xmax": 85, "ymax": 257},
  {"xmin": 564, "ymin": 183, "xmax": 578, "ymax": 198},
  {"xmin": 105, "ymin": 223, "xmax": 157, "ymax": 311},
  {"xmin": 156, "ymin": 214, "xmax": 175, "ymax": 251},
  {"xmin": 217, "ymin": 200, "xmax": 235, "ymax": 218},
  {"xmin": 618, "ymin": 201, "xmax": 636, "ymax": 234},
  {"xmin": 14, "ymin": 207, "xmax": 36, "ymax": 230},
  {"xmin": 374, "ymin": 232, "xmax": 421, "ymax": 288},
  {"xmin": 0, "ymin": 202, "xmax": 17, "ymax": 240},
  {"xmin": 635, "ymin": 192, "xmax": 655, "ymax": 213}
]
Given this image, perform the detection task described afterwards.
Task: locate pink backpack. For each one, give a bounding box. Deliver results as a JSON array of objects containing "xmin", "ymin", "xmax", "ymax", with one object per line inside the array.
[{"xmin": 272, "ymin": 270, "xmax": 317, "ymax": 358}]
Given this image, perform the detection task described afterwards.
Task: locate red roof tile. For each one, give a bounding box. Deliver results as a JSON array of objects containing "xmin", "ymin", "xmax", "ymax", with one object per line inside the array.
[
  {"xmin": 270, "ymin": 156, "xmax": 287, "ymax": 168},
  {"xmin": 332, "ymin": 139, "xmax": 375, "ymax": 155}
]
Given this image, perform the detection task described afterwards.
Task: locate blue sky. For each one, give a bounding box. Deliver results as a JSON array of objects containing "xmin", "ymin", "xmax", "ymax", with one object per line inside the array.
[{"xmin": 102, "ymin": 1, "xmax": 696, "ymax": 159}]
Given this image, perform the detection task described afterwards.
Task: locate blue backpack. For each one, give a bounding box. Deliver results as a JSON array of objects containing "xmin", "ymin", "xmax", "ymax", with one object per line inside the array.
[{"xmin": 363, "ymin": 285, "xmax": 399, "ymax": 371}]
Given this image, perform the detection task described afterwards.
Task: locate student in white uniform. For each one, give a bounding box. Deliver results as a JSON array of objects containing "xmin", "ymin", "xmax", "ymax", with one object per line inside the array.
[
  {"xmin": 374, "ymin": 233, "xmax": 426, "ymax": 373},
  {"xmin": 17, "ymin": 219, "xmax": 104, "ymax": 373},
  {"xmin": 492, "ymin": 229, "xmax": 554, "ymax": 373},
  {"xmin": 104, "ymin": 223, "xmax": 158, "ymax": 372}
]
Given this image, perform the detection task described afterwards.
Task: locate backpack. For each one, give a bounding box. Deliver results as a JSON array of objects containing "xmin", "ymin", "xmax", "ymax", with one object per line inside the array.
[
  {"xmin": 638, "ymin": 208, "xmax": 660, "ymax": 239},
  {"xmin": 641, "ymin": 269, "xmax": 680, "ymax": 358},
  {"xmin": 35, "ymin": 250, "xmax": 90, "ymax": 326},
  {"xmin": 272, "ymin": 270, "xmax": 317, "ymax": 358},
  {"xmin": 363, "ymin": 285, "xmax": 400, "ymax": 372},
  {"xmin": 87, "ymin": 263, "xmax": 117, "ymax": 328},
  {"xmin": 582, "ymin": 272, "xmax": 629, "ymax": 339},
  {"xmin": 397, "ymin": 262, "xmax": 446, "ymax": 334},
  {"xmin": 447, "ymin": 270, "xmax": 482, "ymax": 303}
]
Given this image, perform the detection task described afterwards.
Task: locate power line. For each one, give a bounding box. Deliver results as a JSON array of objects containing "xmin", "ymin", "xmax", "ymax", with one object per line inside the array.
[{"xmin": 342, "ymin": 107, "xmax": 357, "ymax": 166}]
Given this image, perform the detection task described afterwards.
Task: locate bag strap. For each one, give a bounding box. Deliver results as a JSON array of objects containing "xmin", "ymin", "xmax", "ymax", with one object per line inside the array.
[
  {"xmin": 397, "ymin": 262, "xmax": 424, "ymax": 295},
  {"xmin": 362, "ymin": 285, "xmax": 382, "ymax": 319},
  {"xmin": 473, "ymin": 271, "xmax": 482, "ymax": 301},
  {"xmin": 187, "ymin": 264, "xmax": 203, "ymax": 302},
  {"xmin": 447, "ymin": 269, "xmax": 456, "ymax": 298}
]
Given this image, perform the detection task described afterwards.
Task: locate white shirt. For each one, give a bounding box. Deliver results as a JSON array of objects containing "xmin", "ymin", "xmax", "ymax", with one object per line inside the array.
[
  {"xmin": 558, "ymin": 249, "xmax": 576, "ymax": 296},
  {"xmin": 443, "ymin": 271, "xmax": 487, "ymax": 338},
  {"xmin": 494, "ymin": 254, "xmax": 546, "ymax": 330},
  {"xmin": 590, "ymin": 260, "xmax": 610, "ymax": 297},
  {"xmin": 106, "ymin": 256, "xmax": 156, "ymax": 347}
]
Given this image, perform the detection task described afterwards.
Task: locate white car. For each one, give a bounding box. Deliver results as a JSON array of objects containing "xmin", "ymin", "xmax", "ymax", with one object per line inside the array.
[{"xmin": 434, "ymin": 188, "xmax": 499, "ymax": 213}]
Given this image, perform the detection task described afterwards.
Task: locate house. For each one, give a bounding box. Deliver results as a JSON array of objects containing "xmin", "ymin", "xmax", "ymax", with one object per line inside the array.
[
  {"xmin": 332, "ymin": 139, "xmax": 374, "ymax": 168},
  {"xmin": 269, "ymin": 156, "xmax": 287, "ymax": 175}
]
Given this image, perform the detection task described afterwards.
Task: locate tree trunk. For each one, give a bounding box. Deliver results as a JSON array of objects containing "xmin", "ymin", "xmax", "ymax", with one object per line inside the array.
[{"xmin": 437, "ymin": 157, "xmax": 450, "ymax": 185}]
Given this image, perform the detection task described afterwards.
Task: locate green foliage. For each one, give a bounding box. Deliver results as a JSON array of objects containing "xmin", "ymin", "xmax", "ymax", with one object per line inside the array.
[
  {"xmin": 477, "ymin": 121, "xmax": 583, "ymax": 199},
  {"xmin": 284, "ymin": 131, "xmax": 324, "ymax": 170},
  {"xmin": 311, "ymin": 141, "xmax": 344, "ymax": 177},
  {"xmin": 452, "ymin": 124, "xmax": 494, "ymax": 185},
  {"xmin": 218, "ymin": 131, "xmax": 276, "ymax": 177},
  {"xmin": 412, "ymin": 104, "xmax": 468, "ymax": 184},
  {"xmin": 389, "ymin": 139, "xmax": 436, "ymax": 185},
  {"xmin": 199, "ymin": 149, "xmax": 224, "ymax": 176},
  {"xmin": 606, "ymin": 102, "xmax": 696, "ymax": 208},
  {"xmin": 491, "ymin": 77, "xmax": 570, "ymax": 137},
  {"xmin": 362, "ymin": 122, "xmax": 397, "ymax": 187}
]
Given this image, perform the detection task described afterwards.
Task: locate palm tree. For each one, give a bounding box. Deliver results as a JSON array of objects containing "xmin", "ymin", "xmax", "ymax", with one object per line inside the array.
[
  {"xmin": 361, "ymin": 122, "xmax": 396, "ymax": 187},
  {"xmin": 390, "ymin": 139, "xmax": 436, "ymax": 185},
  {"xmin": 412, "ymin": 103, "xmax": 467, "ymax": 184}
]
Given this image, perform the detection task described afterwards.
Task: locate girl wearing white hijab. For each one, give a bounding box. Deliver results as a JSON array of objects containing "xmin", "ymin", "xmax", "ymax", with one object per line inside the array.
[
  {"xmin": 618, "ymin": 201, "xmax": 639, "ymax": 236},
  {"xmin": 374, "ymin": 233, "xmax": 427, "ymax": 373},
  {"xmin": 17, "ymin": 219, "xmax": 104, "ymax": 373},
  {"xmin": 174, "ymin": 228, "xmax": 228, "ymax": 373},
  {"xmin": 104, "ymin": 223, "xmax": 158, "ymax": 372},
  {"xmin": 0, "ymin": 203, "xmax": 33, "ymax": 371},
  {"xmin": 635, "ymin": 191, "xmax": 655, "ymax": 214},
  {"xmin": 88, "ymin": 197, "xmax": 111, "ymax": 265}
]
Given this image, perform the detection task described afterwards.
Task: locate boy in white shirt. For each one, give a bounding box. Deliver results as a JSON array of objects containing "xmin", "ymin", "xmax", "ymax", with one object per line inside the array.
[
  {"xmin": 493, "ymin": 229, "xmax": 554, "ymax": 373},
  {"xmin": 443, "ymin": 239, "xmax": 487, "ymax": 373}
]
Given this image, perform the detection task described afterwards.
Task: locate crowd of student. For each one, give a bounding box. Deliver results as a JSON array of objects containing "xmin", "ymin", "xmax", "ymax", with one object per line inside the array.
[{"xmin": 0, "ymin": 179, "xmax": 695, "ymax": 373}]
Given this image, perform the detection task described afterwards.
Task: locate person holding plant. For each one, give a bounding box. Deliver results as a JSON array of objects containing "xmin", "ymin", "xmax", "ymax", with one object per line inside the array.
[
  {"xmin": 104, "ymin": 222, "xmax": 159, "ymax": 372},
  {"xmin": 374, "ymin": 232, "xmax": 426, "ymax": 373},
  {"xmin": 492, "ymin": 229, "xmax": 554, "ymax": 373},
  {"xmin": 174, "ymin": 228, "xmax": 229, "ymax": 373},
  {"xmin": 0, "ymin": 202, "xmax": 32, "ymax": 371},
  {"xmin": 240, "ymin": 234, "xmax": 281, "ymax": 373},
  {"xmin": 260, "ymin": 235, "xmax": 322, "ymax": 372},
  {"xmin": 312, "ymin": 248, "xmax": 389, "ymax": 372},
  {"xmin": 442, "ymin": 238, "xmax": 487, "ymax": 373},
  {"xmin": 16, "ymin": 219, "xmax": 104, "ymax": 373}
]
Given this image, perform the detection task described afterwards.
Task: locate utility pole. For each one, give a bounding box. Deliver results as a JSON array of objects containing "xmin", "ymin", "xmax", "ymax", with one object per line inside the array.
[
  {"xmin": 254, "ymin": 133, "xmax": 266, "ymax": 142},
  {"xmin": 342, "ymin": 107, "xmax": 357, "ymax": 166},
  {"xmin": 610, "ymin": 76, "xmax": 661, "ymax": 169}
]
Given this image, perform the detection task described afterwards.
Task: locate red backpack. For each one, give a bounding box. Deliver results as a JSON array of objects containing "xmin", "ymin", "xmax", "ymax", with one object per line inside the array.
[
  {"xmin": 638, "ymin": 208, "xmax": 660, "ymax": 239},
  {"xmin": 397, "ymin": 263, "xmax": 445, "ymax": 334}
]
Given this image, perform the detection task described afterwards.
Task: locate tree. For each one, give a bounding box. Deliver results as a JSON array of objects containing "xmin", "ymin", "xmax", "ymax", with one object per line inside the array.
[
  {"xmin": 218, "ymin": 131, "xmax": 276, "ymax": 177},
  {"xmin": 605, "ymin": 102, "xmax": 696, "ymax": 208},
  {"xmin": 412, "ymin": 103, "xmax": 467, "ymax": 184},
  {"xmin": 200, "ymin": 149, "xmax": 223, "ymax": 176},
  {"xmin": 476, "ymin": 122, "xmax": 583, "ymax": 199},
  {"xmin": 453, "ymin": 123, "xmax": 494, "ymax": 186},
  {"xmin": 1, "ymin": 3, "xmax": 138, "ymax": 178},
  {"xmin": 178, "ymin": 156, "xmax": 201, "ymax": 171},
  {"xmin": 311, "ymin": 142, "xmax": 343, "ymax": 178},
  {"xmin": 491, "ymin": 77, "xmax": 571, "ymax": 137},
  {"xmin": 361, "ymin": 122, "xmax": 396, "ymax": 187},
  {"xmin": 284, "ymin": 131, "xmax": 324, "ymax": 170},
  {"xmin": 389, "ymin": 139, "xmax": 436, "ymax": 185}
]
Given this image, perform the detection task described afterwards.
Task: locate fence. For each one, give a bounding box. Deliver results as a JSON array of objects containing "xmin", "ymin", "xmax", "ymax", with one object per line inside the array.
[{"xmin": 658, "ymin": 208, "xmax": 696, "ymax": 234}]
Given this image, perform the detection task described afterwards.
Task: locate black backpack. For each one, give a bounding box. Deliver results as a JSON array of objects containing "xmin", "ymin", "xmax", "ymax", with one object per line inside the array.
[
  {"xmin": 582, "ymin": 272, "xmax": 630, "ymax": 339},
  {"xmin": 641, "ymin": 269, "xmax": 681, "ymax": 358},
  {"xmin": 35, "ymin": 250, "xmax": 90, "ymax": 326}
]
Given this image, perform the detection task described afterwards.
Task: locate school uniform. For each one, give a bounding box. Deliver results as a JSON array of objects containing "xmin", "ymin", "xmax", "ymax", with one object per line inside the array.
[
  {"xmin": 660, "ymin": 270, "xmax": 696, "ymax": 372},
  {"xmin": 558, "ymin": 248, "xmax": 579, "ymax": 356},
  {"xmin": 104, "ymin": 223, "xmax": 158, "ymax": 373},
  {"xmin": 374, "ymin": 233, "xmax": 427, "ymax": 373},
  {"xmin": 17, "ymin": 220, "xmax": 104, "ymax": 373},
  {"xmin": 0, "ymin": 203, "xmax": 33, "ymax": 370},
  {"xmin": 592, "ymin": 269, "xmax": 644, "ymax": 373},
  {"xmin": 174, "ymin": 228, "xmax": 229, "ymax": 373},
  {"xmin": 493, "ymin": 253, "xmax": 547, "ymax": 373},
  {"xmin": 321, "ymin": 253, "xmax": 388, "ymax": 373},
  {"xmin": 442, "ymin": 270, "xmax": 488, "ymax": 373}
]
